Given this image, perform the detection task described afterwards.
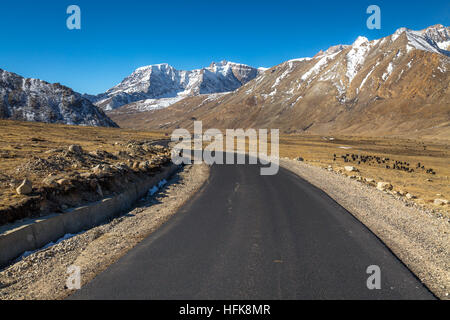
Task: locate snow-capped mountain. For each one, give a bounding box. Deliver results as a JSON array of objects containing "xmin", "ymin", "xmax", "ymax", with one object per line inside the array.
[
  {"xmin": 86, "ymin": 60, "xmax": 263, "ymax": 111},
  {"xmin": 110, "ymin": 25, "xmax": 450, "ymax": 139},
  {"xmin": 0, "ymin": 69, "xmax": 118, "ymax": 127}
]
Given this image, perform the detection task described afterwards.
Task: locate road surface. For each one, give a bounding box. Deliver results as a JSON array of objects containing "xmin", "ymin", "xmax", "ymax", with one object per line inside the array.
[{"xmin": 71, "ymin": 158, "xmax": 434, "ymax": 300}]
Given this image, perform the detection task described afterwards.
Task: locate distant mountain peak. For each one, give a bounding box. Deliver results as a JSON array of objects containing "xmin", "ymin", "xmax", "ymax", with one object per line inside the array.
[
  {"xmin": 135, "ymin": 63, "xmax": 172, "ymax": 72},
  {"xmin": 353, "ymin": 36, "xmax": 370, "ymax": 46},
  {"xmin": 88, "ymin": 61, "xmax": 261, "ymax": 111},
  {"xmin": 209, "ymin": 60, "xmax": 230, "ymax": 67},
  {"xmin": 109, "ymin": 24, "xmax": 450, "ymax": 140},
  {"xmin": 391, "ymin": 25, "xmax": 450, "ymax": 53}
]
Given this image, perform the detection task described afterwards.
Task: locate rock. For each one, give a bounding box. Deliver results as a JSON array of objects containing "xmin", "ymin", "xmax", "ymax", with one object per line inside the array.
[
  {"xmin": 56, "ymin": 179, "xmax": 70, "ymax": 186},
  {"xmin": 68, "ymin": 145, "xmax": 83, "ymax": 154},
  {"xmin": 92, "ymin": 165, "xmax": 102, "ymax": 174},
  {"xmin": 16, "ymin": 179, "xmax": 32, "ymax": 195},
  {"xmin": 42, "ymin": 176, "xmax": 58, "ymax": 188},
  {"xmin": 92, "ymin": 164, "xmax": 111, "ymax": 174},
  {"xmin": 80, "ymin": 172, "xmax": 94, "ymax": 179},
  {"xmin": 132, "ymin": 161, "xmax": 140, "ymax": 169},
  {"xmin": 114, "ymin": 151, "xmax": 128, "ymax": 158},
  {"xmin": 377, "ymin": 182, "xmax": 393, "ymax": 191},
  {"xmin": 406, "ymin": 193, "xmax": 416, "ymax": 200},
  {"xmin": 139, "ymin": 161, "xmax": 150, "ymax": 170},
  {"xmin": 345, "ymin": 166, "xmax": 358, "ymax": 172},
  {"xmin": 365, "ymin": 178, "xmax": 375, "ymax": 183},
  {"xmin": 113, "ymin": 162, "xmax": 129, "ymax": 172},
  {"xmin": 434, "ymin": 199, "xmax": 449, "ymax": 206}
]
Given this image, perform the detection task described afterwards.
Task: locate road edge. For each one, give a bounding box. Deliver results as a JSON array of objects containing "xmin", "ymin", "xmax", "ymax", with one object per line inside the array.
[{"xmin": 279, "ymin": 159, "xmax": 449, "ymax": 300}]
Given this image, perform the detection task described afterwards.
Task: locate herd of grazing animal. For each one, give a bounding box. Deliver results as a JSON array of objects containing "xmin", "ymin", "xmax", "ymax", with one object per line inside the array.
[{"xmin": 333, "ymin": 153, "xmax": 436, "ymax": 175}]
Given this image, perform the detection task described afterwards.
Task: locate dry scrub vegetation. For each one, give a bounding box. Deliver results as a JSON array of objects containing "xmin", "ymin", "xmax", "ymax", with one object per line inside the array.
[{"xmin": 0, "ymin": 120, "xmax": 167, "ymax": 225}]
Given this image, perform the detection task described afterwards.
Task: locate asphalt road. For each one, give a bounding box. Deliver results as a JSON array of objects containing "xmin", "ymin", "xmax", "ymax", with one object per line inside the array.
[{"xmin": 71, "ymin": 158, "xmax": 434, "ymax": 300}]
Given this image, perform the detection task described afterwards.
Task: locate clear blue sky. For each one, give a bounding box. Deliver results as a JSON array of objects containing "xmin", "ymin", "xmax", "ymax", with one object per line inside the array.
[{"xmin": 0, "ymin": 0, "xmax": 448, "ymax": 94}]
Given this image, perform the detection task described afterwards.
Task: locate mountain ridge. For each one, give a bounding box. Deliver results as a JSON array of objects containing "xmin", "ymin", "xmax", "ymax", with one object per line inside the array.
[
  {"xmin": 0, "ymin": 69, "xmax": 118, "ymax": 128},
  {"xmin": 86, "ymin": 60, "xmax": 263, "ymax": 111},
  {"xmin": 108, "ymin": 24, "xmax": 450, "ymax": 139}
]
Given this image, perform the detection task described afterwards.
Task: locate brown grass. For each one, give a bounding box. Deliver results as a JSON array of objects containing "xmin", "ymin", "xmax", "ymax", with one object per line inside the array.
[
  {"xmin": 278, "ymin": 135, "xmax": 450, "ymax": 215},
  {"xmin": 0, "ymin": 120, "xmax": 448, "ymax": 217},
  {"xmin": 0, "ymin": 120, "xmax": 166, "ymax": 212}
]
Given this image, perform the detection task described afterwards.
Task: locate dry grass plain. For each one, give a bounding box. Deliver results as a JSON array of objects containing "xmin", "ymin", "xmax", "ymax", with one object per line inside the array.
[
  {"xmin": 0, "ymin": 120, "xmax": 166, "ymax": 215},
  {"xmin": 0, "ymin": 119, "xmax": 448, "ymax": 219},
  {"xmin": 278, "ymin": 135, "xmax": 450, "ymax": 216},
  {"xmin": 194, "ymin": 132, "xmax": 449, "ymax": 216}
]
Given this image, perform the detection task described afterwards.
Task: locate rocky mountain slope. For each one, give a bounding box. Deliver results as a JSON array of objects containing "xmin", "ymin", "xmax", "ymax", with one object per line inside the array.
[
  {"xmin": 86, "ymin": 61, "xmax": 263, "ymax": 111},
  {"xmin": 109, "ymin": 25, "xmax": 450, "ymax": 139},
  {"xmin": 0, "ymin": 69, "xmax": 118, "ymax": 127}
]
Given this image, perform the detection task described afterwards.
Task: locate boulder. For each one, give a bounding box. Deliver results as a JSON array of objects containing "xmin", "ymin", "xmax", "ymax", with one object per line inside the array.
[
  {"xmin": 377, "ymin": 182, "xmax": 393, "ymax": 191},
  {"xmin": 345, "ymin": 166, "xmax": 358, "ymax": 172},
  {"xmin": 80, "ymin": 172, "xmax": 94, "ymax": 179},
  {"xmin": 406, "ymin": 193, "xmax": 416, "ymax": 200},
  {"xmin": 132, "ymin": 161, "xmax": 140, "ymax": 169},
  {"xmin": 16, "ymin": 179, "xmax": 32, "ymax": 195},
  {"xmin": 433, "ymin": 199, "xmax": 449, "ymax": 206},
  {"xmin": 139, "ymin": 161, "xmax": 150, "ymax": 170},
  {"xmin": 92, "ymin": 165, "xmax": 102, "ymax": 174},
  {"xmin": 56, "ymin": 179, "xmax": 71, "ymax": 186},
  {"xmin": 92, "ymin": 164, "xmax": 111, "ymax": 174},
  {"xmin": 42, "ymin": 176, "xmax": 59, "ymax": 188},
  {"xmin": 68, "ymin": 145, "xmax": 83, "ymax": 154}
]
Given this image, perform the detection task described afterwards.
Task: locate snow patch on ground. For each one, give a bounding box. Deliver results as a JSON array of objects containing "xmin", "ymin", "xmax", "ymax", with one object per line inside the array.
[
  {"xmin": 19, "ymin": 233, "xmax": 80, "ymax": 260},
  {"xmin": 148, "ymin": 179, "xmax": 168, "ymax": 197}
]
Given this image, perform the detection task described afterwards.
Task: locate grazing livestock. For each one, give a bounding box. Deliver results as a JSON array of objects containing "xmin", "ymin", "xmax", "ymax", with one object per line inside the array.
[{"xmin": 333, "ymin": 153, "xmax": 436, "ymax": 175}]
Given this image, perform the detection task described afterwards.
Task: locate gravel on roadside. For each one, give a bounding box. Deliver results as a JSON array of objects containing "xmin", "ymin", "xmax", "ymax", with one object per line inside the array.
[
  {"xmin": 280, "ymin": 159, "xmax": 450, "ymax": 300},
  {"xmin": 0, "ymin": 163, "xmax": 210, "ymax": 300}
]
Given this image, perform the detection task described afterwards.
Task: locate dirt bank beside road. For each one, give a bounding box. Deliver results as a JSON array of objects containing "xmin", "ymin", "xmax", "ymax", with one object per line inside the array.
[{"xmin": 0, "ymin": 163, "xmax": 209, "ymax": 300}]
